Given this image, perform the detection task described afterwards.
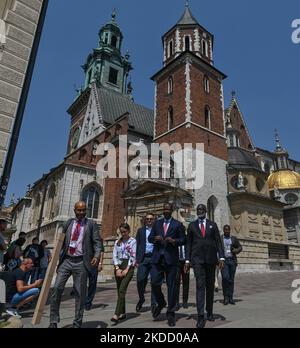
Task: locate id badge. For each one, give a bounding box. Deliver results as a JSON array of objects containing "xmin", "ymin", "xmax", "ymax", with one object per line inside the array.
[{"xmin": 69, "ymin": 241, "xmax": 77, "ymax": 249}]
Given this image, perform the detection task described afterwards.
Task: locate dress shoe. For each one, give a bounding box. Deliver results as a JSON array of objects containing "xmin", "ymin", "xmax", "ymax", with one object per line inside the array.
[
  {"xmin": 167, "ymin": 316, "xmax": 176, "ymax": 327},
  {"xmin": 223, "ymin": 297, "xmax": 229, "ymax": 306},
  {"xmin": 196, "ymin": 317, "xmax": 206, "ymax": 329},
  {"xmin": 229, "ymin": 298, "xmax": 235, "ymax": 305},
  {"xmin": 48, "ymin": 323, "xmax": 58, "ymax": 328},
  {"xmin": 136, "ymin": 301, "xmax": 144, "ymax": 312},
  {"xmin": 182, "ymin": 302, "xmax": 188, "ymax": 309},
  {"xmin": 207, "ymin": 313, "xmax": 215, "ymax": 322},
  {"xmin": 151, "ymin": 304, "xmax": 156, "ymax": 314},
  {"xmin": 110, "ymin": 317, "xmax": 119, "ymax": 324},
  {"xmin": 152, "ymin": 305, "xmax": 164, "ymax": 319}
]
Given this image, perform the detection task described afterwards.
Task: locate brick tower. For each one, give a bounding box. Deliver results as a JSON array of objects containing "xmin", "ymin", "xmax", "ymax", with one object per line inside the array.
[{"xmin": 152, "ymin": 3, "xmax": 229, "ymax": 227}]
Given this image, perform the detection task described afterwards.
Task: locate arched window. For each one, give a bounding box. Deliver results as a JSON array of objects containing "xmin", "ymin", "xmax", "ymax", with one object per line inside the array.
[
  {"xmin": 168, "ymin": 76, "xmax": 173, "ymax": 94},
  {"xmin": 168, "ymin": 40, "xmax": 174, "ymax": 58},
  {"xmin": 47, "ymin": 184, "xmax": 56, "ymax": 219},
  {"xmin": 82, "ymin": 185, "xmax": 100, "ymax": 219},
  {"xmin": 185, "ymin": 36, "xmax": 190, "ymax": 51},
  {"xmin": 104, "ymin": 32, "xmax": 109, "ymax": 44},
  {"xmin": 264, "ymin": 162, "xmax": 271, "ymax": 175},
  {"xmin": 111, "ymin": 35, "xmax": 118, "ymax": 48},
  {"xmin": 204, "ymin": 76, "xmax": 210, "ymax": 93},
  {"xmin": 33, "ymin": 194, "xmax": 41, "ymax": 226},
  {"xmin": 168, "ymin": 106, "xmax": 174, "ymax": 130},
  {"xmin": 204, "ymin": 106, "xmax": 211, "ymax": 129},
  {"xmin": 202, "ymin": 40, "xmax": 208, "ymax": 57}
]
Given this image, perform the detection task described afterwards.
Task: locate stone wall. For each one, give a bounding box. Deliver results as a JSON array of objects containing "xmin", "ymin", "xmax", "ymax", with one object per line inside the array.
[
  {"xmin": 0, "ymin": 0, "xmax": 45, "ymax": 178},
  {"xmin": 237, "ymin": 238, "xmax": 300, "ymax": 273}
]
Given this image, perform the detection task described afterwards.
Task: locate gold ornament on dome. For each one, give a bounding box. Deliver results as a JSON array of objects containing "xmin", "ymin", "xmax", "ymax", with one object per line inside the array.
[{"xmin": 268, "ymin": 170, "xmax": 300, "ymax": 190}]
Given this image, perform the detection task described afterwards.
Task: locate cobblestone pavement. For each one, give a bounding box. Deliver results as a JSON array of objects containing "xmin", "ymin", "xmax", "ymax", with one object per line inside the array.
[{"xmin": 20, "ymin": 271, "xmax": 300, "ymax": 328}]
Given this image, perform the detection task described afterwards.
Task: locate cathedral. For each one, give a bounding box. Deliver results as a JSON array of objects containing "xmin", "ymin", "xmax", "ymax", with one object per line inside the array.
[{"xmin": 10, "ymin": 5, "xmax": 300, "ymax": 278}]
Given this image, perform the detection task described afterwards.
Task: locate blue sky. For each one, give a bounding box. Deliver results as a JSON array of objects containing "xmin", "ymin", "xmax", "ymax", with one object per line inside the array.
[{"xmin": 5, "ymin": 0, "xmax": 300, "ymax": 203}]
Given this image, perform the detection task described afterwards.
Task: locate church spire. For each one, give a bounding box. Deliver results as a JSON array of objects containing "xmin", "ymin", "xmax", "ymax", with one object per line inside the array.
[
  {"xmin": 275, "ymin": 129, "xmax": 284, "ymax": 152},
  {"xmin": 177, "ymin": 1, "xmax": 199, "ymax": 26},
  {"xmin": 82, "ymin": 11, "xmax": 132, "ymax": 94},
  {"xmin": 273, "ymin": 129, "xmax": 289, "ymax": 170}
]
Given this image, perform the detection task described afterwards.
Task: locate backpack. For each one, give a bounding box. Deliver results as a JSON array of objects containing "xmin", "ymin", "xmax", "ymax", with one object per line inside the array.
[{"xmin": 24, "ymin": 245, "xmax": 39, "ymax": 262}]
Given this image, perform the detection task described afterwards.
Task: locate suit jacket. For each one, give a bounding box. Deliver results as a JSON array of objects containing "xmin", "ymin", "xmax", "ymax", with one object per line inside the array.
[
  {"xmin": 136, "ymin": 227, "xmax": 152, "ymax": 264},
  {"xmin": 222, "ymin": 235, "xmax": 243, "ymax": 266},
  {"xmin": 148, "ymin": 218, "xmax": 186, "ymax": 266},
  {"xmin": 186, "ymin": 219, "xmax": 224, "ymax": 265},
  {"xmin": 59, "ymin": 218, "xmax": 103, "ymax": 272}
]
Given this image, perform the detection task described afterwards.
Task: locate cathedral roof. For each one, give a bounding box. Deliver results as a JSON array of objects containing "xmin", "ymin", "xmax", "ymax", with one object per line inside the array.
[
  {"xmin": 97, "ymin": 88, "xmax": 154, "ymax": 137},
  {"xmin": 228, "ymin": 147, "xmax": 262, "ymax": 171}
]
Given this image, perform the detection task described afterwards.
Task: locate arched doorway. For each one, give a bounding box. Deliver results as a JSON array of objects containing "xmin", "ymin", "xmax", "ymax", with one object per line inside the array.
[{"xmin": 207, "ymin": 195, "xmax": 218, "ymax": 222}]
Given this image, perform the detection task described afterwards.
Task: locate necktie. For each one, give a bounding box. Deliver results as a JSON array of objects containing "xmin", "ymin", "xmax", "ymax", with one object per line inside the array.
[
  {"xmin": 200, "ymin": 221, "xmax": 206, "ymax": 238},
  {"xmin": 69, "ymin": 222, "xmax": 81, "ymax": 255},
  {"xmin": 163, "ymin": 222, "xmax": 169, "ymax": 236}
]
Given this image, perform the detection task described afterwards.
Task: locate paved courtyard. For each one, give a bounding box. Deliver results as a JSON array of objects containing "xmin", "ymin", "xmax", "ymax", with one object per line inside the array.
[{"xmin": 20, "ymin": 271, "xmax": 300, "ymax": 329}]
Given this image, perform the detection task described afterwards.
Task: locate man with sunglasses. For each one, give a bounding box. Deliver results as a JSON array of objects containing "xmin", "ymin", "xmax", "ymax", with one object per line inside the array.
[{"xmin": 136, "ymin": 213, "xmax": 157, "ymax": 313}]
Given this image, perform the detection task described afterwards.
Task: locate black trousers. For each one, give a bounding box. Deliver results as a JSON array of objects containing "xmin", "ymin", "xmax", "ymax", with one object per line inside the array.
[
  {"xmin": 193, "ymin": 263, "xmax": 216, "ymax": 317},
  {"xmin": 221, "ymin": 259, "xmax": 237, "ymax": 299},
  {"xmin": 175, "ymin": 261, "xmax": 190, "ymax": 305},
  {"xmin": 151, "ymin": 257, "xmax": 177, "ymax": 318}
]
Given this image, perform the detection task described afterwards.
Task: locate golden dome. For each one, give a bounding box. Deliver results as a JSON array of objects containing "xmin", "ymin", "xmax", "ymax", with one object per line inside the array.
[{"xmin": 268, "ymin": 170, "xmax": 300, "ymax": 190}]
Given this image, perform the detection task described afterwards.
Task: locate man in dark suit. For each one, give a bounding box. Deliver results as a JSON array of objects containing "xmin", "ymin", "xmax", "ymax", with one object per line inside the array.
[
  {"xmin": 185, "ymin": 204, "xmax": 225, "ymax": 329},
  {"xmin": 136, "ymin": 213, "xmax": 156, "ymax": 313},
  {"xmin": 148, "ymin": 203, "xmax": 186, "ymax": 327},
  {"xmin": 221, "ymin": 225, "xmax": 243, "ymax": 306},
  {"xmin": 49, "ymin": 201, "xmax": 102, "ymax": 328}
]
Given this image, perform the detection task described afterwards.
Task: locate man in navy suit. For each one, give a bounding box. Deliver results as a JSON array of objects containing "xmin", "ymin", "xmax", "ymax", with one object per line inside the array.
[
  {"xmin": 148, "ymin": 203, "xmax": 186, "ymax": 327},
  {"xmin": 185, "ymin": 204, "xmax": 225, "ymax": 329},
  {"xmin": 135, "ymin": 213, "xmax": 156, "ymax": 313}
]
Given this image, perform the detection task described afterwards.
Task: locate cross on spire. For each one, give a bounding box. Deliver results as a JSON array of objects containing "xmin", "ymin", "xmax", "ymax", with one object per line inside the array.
[
  {"xmin": 111, "ymin": 8, "xmax": 117, "ymax": 22},
  {"xmin": 185, "ymin": 0, "xmax": 189, "ymax": 7},
  {"xmin": 275, "ymin": 129, "xmax": 283, "ymax": 152}
]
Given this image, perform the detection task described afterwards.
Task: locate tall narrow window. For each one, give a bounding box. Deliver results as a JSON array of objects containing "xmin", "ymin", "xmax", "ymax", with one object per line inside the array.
[
  {"xmin": 202, "ymin": 40, "xmax": 208, "ymax": 57},
  {"xmin": 185, "ymin": 36, "xmax": 190, "ymax": 51},
  {"xmin": 168, "ymin": 40, "xmax": 174, "ymax": 58},
  {"xmin": 108, "ymin": 67, "xmax": 118, "ymax": 85},
  {"xmin": 168, "ymin": 106, "xmax": 174, "ymax": 130},
  {"xmin": 204, "ymin": 76, "xmax": 210, "ymax": 93},
  {"xmin": 82, "ymin": 186, "xmax": 100, "ymax": 219},
  {"xmin": 168, "ymin": 76, "xmax": 173, "ymax": 94},
  {"xmin": 111, "ymin": 35, "xmax": 118, "ymax": 48},
  {"xmin": 205, "ymin": 106, "xmax": 211, "ymax": 129},
  {"xmin": 104, "ymin": 32, "xmax": 109, "ymax": 44}
]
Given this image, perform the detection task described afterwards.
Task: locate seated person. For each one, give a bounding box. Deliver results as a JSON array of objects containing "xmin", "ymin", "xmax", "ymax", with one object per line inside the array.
[{"xmin": 5, "ymin": 258, "xmax": 42, "ymax": 318}]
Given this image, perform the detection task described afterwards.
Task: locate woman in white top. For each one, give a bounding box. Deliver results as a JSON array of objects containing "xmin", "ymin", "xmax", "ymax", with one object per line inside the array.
[{"xmin": 111, "ymin": 223, "xmax": 136, "ymax": 323}]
